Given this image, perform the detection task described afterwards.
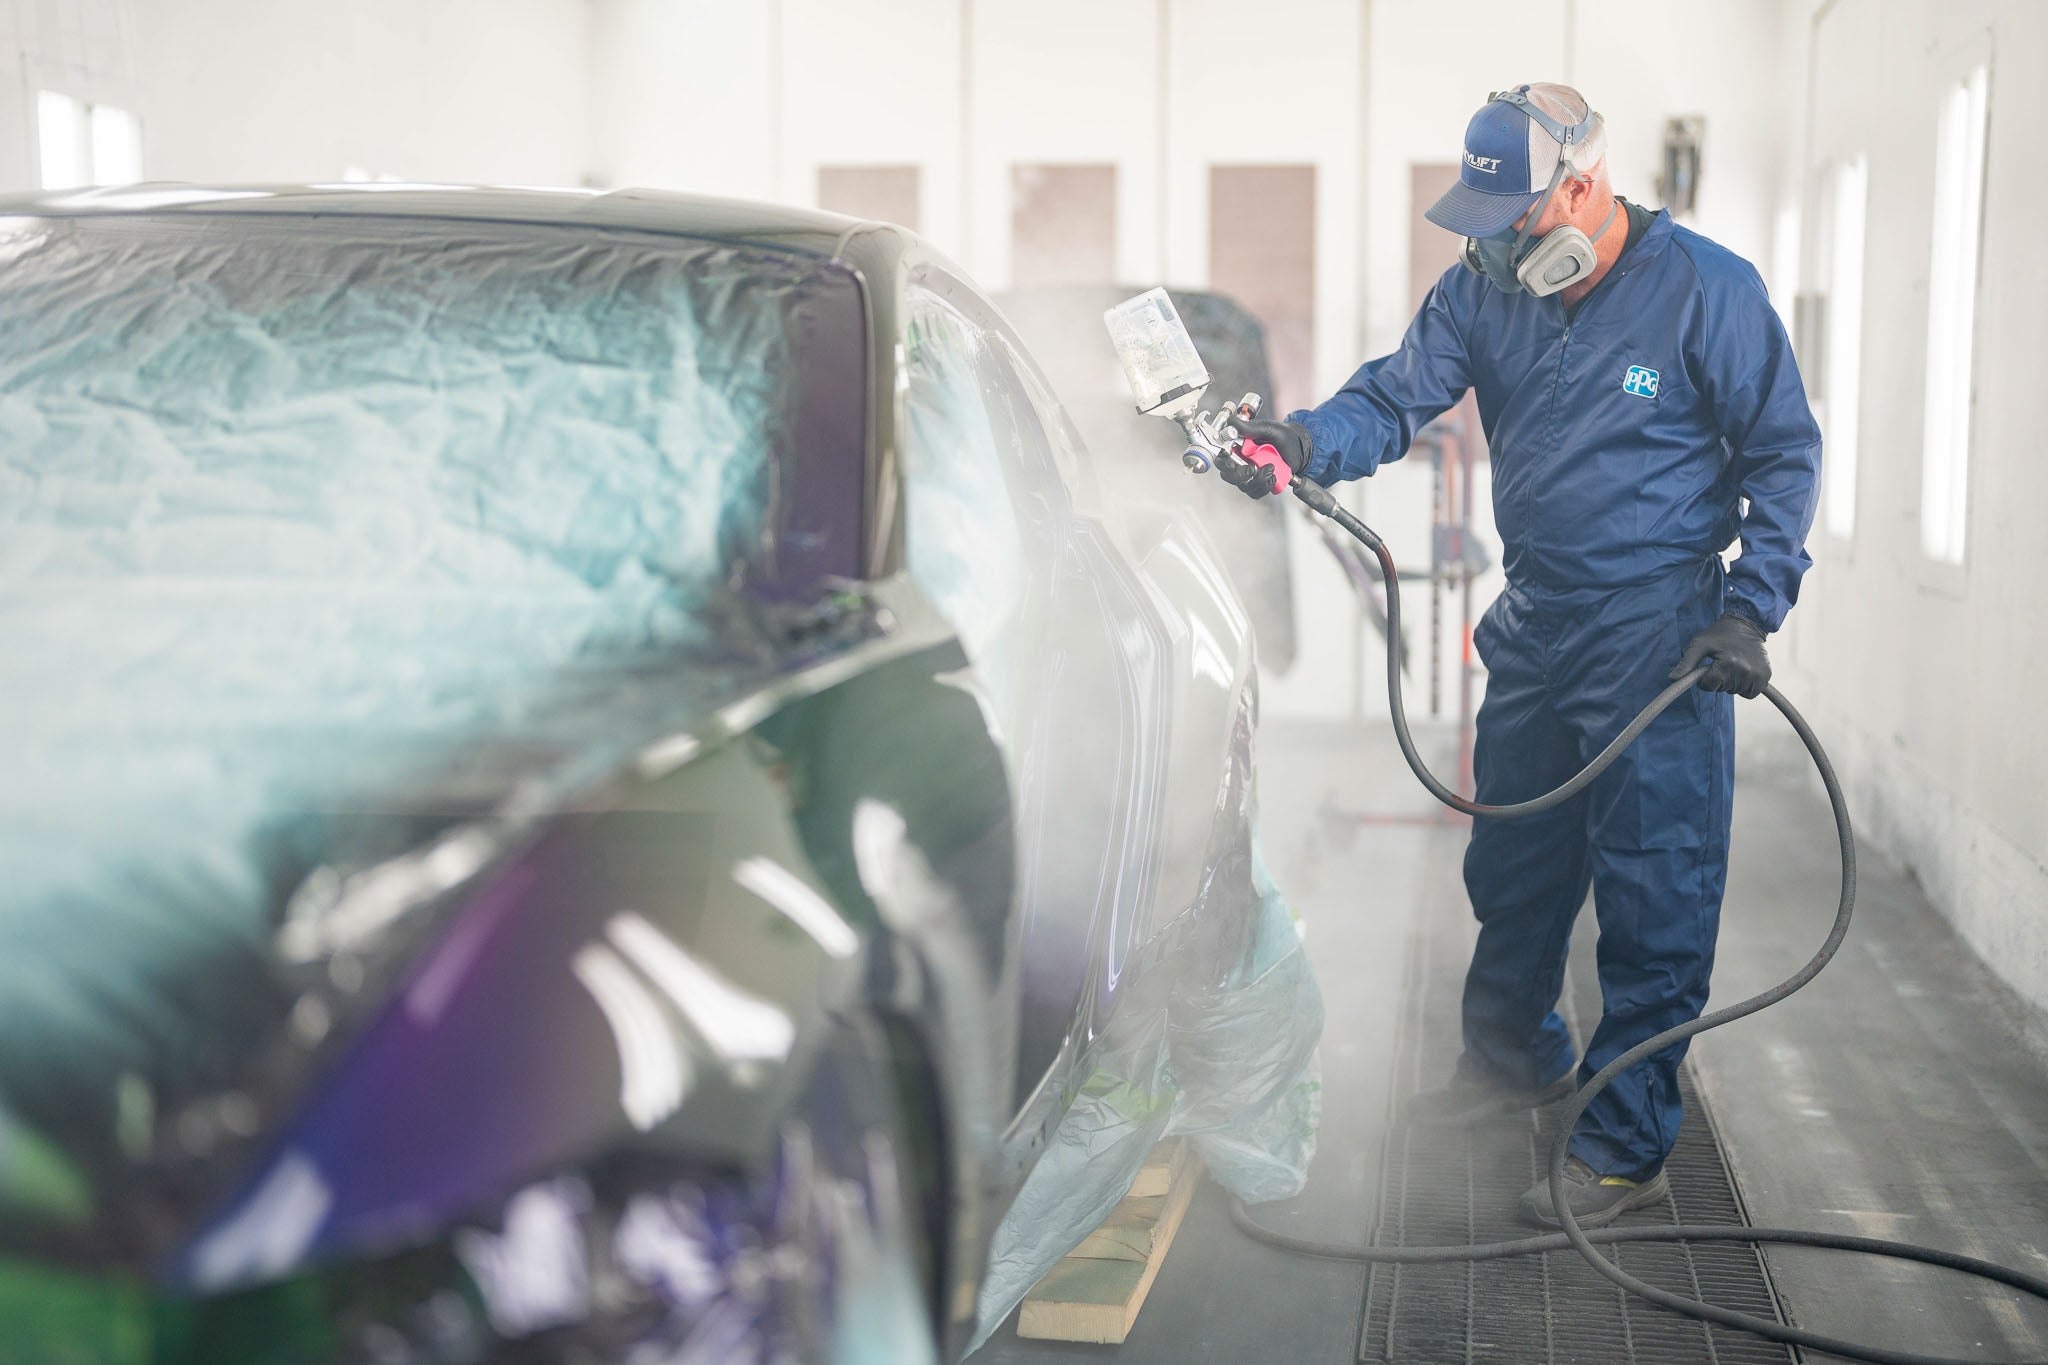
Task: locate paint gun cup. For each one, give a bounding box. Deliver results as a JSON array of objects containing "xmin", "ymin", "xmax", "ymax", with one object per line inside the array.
[
  {"xmin": 1103, "ymin": 289, "xmax": 1284, "ymax": 492},
  {"xmin": 1105, "ymin": 286, "xmax": 1218, "ymax": 472}
]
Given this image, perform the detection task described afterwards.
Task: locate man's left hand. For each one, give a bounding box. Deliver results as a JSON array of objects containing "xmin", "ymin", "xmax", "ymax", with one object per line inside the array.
[{"xmin": 1670, "ymin": 613, "xmax": 1770, "ymax": 698}]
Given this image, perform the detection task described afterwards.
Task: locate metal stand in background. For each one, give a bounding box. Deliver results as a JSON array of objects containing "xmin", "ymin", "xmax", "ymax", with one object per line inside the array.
[{"xmin": 1324, "ymin": 416, "xmax": 1490, "ymax": 829}]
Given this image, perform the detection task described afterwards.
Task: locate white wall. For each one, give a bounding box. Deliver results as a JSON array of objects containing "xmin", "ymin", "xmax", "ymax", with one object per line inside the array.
[
  {"xmin": 966, "ymin": 0, "xmax": 1158, "ymax": 287},
  {"xmin": 589, "ymin": 0, "xmax": 962, "ymax": 228},
  {"xmin": 1770, "ymin": 0, "xmax": 2048, "ymax": 1014},
  {"xmin": 2, "ymin": 0, "xmax": 592, "ymax": 190},
  {"xmin": 1166, "ymin": 0, "xmax": 1370, "ymax": 723},
  {"xmin": 587, "ymin": 1, "xmax": 773, "ymax": 200}
]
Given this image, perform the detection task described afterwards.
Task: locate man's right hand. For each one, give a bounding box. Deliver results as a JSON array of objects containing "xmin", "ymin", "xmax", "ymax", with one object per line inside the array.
[{"xmin": 1221, "ymin": 419, "xmax": 1314, "ymax": 500}]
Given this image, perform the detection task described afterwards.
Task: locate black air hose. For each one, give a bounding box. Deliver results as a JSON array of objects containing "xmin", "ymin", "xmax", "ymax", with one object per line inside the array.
[{"xmin": 1225, "ymin": 479, "xmax": 2048, "ymax": 1365}]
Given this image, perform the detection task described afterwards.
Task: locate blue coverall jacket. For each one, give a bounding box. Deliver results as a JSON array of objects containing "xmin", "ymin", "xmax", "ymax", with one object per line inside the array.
[{"xmin": 1295, "ymin": 208, "xmax": 1821, "ymax": 1175}]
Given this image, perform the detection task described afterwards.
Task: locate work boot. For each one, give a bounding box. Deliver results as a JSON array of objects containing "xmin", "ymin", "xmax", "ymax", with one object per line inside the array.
[
  {"xmin": 1516, "ymin": 1156, "xmax": 1670, "ymax": 1229},
  {"xmin": 1405, "ymin": 1067, "xmax": 1575, "ymax": 1124}
]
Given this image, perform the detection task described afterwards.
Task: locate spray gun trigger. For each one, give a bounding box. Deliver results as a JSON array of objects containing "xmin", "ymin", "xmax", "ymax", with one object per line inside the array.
[{"xmin": 1238, "ymin": 439, "xmax": 1293, "ymax": 493}]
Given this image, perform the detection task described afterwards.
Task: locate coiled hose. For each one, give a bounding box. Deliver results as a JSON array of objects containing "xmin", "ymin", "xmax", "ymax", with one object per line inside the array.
[{"xmin": 1225, "ymin": 478, "xmax": 2048, "ymax": 1365}]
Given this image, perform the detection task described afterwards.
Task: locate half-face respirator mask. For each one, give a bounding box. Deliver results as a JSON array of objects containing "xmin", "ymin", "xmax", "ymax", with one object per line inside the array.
[{"xmin": 1458, "ymin": 87, "xmax": 1616, "ymax": 298}]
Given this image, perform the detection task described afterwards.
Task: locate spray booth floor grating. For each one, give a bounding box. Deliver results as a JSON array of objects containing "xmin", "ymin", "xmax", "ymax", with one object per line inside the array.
[{"xmin": 1359, "ymin": 909, "xmax": 1799, "ymax": 1364}]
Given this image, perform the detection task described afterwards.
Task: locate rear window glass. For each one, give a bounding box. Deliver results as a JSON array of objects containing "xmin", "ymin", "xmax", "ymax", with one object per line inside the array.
[{"xmin": 0, "ymin": 212, "xmax": 861, "ymax": 1147}]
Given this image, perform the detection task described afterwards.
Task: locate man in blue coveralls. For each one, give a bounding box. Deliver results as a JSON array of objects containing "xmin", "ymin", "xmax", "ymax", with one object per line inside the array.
[{"xmin": 1232, "ymin": 83, "xmax": 1821, "ymax": 1228}]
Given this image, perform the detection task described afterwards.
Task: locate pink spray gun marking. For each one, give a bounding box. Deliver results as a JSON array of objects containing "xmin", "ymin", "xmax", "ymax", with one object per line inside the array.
[{"xmin": 1236, "ymin": 439, "xmax": 1293, "ymax": 493}]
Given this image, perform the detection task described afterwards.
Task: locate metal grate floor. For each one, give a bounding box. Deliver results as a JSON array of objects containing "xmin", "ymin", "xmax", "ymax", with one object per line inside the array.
[{"xmin": 1359, "ymin": 907, "xmax": 1799, "ymax": 1365}]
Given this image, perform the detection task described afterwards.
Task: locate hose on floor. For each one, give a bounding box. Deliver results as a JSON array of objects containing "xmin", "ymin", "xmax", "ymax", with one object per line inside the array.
[{"xmin": 1225, "ymin": 478, "xmax": 2048, "ymax": 1365}]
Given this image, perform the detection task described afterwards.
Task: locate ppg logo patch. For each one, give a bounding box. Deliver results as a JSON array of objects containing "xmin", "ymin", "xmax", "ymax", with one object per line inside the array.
[{"xmin": 1623, "ymin": 365, "xmax": 1661, "ymax": 399}]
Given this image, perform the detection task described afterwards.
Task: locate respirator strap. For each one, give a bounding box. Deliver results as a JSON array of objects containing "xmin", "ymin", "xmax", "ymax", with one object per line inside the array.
[
  {"xmin": 1512, "ymin": 160, "xmax": 1575, "ymax": 256},
  {"xmin": 1490, "ymin": 84, "xmax": 1597, "ymax": 151},
  {"xmin": 1589, "ymin": 197, "xmax": 1618, "ymax": 246}
]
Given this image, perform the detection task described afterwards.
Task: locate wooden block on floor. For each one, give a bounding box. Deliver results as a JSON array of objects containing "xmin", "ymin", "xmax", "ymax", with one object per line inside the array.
[
  {"xmin": 1069, "ymin": 1194, "xmax": 1168, "ymax": 1261},
  {"xmin": 1018, "ymin": 1151, "xmax": 1201, "ymax": 1344},
  {"xmin": 1127, "ymin": 1138, "xmax": 1186, "ymax": 1198}
]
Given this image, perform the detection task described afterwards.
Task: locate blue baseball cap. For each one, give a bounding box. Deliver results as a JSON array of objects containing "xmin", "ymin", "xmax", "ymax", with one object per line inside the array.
[{"xmin": 1426, "ymin": 85, "xmax": 1598, "ymax": 237}]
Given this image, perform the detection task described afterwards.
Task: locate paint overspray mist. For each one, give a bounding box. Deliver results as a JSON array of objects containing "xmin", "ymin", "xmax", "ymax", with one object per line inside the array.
[{"xmin": 959, "ymin": 283, "xmax": 1326, "ymax": 1348}]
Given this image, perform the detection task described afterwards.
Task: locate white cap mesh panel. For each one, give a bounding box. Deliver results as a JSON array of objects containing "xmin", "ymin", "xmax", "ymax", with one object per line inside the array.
[{"xmin": 1525, "ymin": 82, "xmax": 1608, "ymax": 177}]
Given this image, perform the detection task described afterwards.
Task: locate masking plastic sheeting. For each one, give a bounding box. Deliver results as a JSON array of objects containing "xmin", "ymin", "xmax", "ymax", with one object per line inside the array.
[
  {"xmin": 967, "ymin": 724, "xmax": 1324, "ymax": 1352},
  {"xmin": 0, "ymin": 213, "xmax": 844, "ymax": 1153}
]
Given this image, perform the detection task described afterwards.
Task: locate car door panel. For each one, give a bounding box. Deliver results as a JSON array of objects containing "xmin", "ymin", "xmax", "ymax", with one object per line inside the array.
[{"xmin": 898, "ymin": 279, "xmax": 1176, "ymax": 1110}]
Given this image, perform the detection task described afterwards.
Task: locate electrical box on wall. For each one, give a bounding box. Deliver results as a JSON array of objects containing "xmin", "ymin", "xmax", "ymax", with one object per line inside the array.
[{"xmin": 1657, "ymin": 116, "xmax": 1706, "ymax": 219}]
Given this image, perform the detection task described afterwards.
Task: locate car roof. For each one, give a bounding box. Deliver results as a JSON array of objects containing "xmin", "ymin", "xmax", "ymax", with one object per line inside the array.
[{"xmin": 0, "ymin": 182, "xmax": 914, "ymax": 271}]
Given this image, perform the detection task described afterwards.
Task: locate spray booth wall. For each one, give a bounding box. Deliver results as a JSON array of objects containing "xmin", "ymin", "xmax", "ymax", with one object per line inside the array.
[{"xmin": 1769, "ymin": 0, "xmax": 2048, "ymax": 1019}]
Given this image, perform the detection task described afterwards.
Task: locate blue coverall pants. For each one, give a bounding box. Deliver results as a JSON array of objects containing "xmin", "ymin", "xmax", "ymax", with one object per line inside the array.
[{"xmin": 1459, "ymin": 557, "xmax": 1735, "ymax": 1178}]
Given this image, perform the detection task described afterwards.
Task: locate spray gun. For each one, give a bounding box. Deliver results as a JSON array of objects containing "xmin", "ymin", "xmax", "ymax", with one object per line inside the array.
[
  {"xmin": 1102, "ymin": 288, "xmax": 1300, "ymax": 498},
  {"xmin": 1105, "ymin": 286, "xmax": 1405, "ymax": 668}
]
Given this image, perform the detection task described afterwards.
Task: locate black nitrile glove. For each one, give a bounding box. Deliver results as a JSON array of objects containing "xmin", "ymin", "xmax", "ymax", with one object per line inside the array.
[
  {"xmin": 1221, "ymin": 418, "xmax": 1314, "ymax": 500},
  {"xmin": 1670, "ymin": 612, "xmax": 1770, "ymax": 698}
]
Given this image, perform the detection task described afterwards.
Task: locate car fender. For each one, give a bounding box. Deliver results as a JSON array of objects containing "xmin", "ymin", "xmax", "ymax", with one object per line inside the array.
[
  {"xmin": 1122, "ymin": 509, "xmax": 1260, "ymax": 940},
  {"xmin": 173, "ymin": 587, "xmax": 1020, "ymax": 1357}
]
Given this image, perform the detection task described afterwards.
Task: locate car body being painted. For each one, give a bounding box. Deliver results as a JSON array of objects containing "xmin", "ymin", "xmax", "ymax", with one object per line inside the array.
[
  {"xmin": 0, "ymin": 185, "xmax": 1320, "ymax": 1363},
  {"xmin": 996, "ymin": 283, "xmax": 1298, "ymax": 675}
]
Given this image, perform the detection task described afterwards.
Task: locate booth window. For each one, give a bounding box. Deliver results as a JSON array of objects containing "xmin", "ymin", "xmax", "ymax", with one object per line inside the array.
[
  {"xmin": 36, "ymin": 91, "xmax": 141, "ymax": 190},
  {"xmin": 1823, "ymin": 156, "xmax": 1868, "ymax": 542},
  {"xmin": 1920, "ymin": 63, "xmax": 1990, "ymax": 566}
]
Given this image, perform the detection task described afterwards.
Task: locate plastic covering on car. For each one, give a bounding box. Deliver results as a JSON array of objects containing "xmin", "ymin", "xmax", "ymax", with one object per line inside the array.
[
  {"xmin": 0, "ymin": 211, "xmax": 857, "ymax": 1184},
  {"xmin": 967, "ymin": 708, "xmax": 1322, "ymax": 1351},
  {"xmin": 897, "ymin": 293, "xmax": 1321, "ymax": 1351}
]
